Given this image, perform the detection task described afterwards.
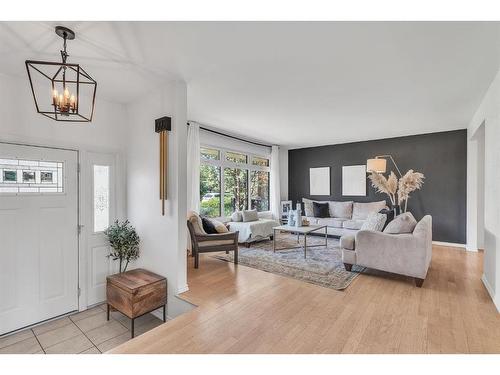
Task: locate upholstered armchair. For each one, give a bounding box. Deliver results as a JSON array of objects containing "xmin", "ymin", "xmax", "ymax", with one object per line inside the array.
[
  {"xmin": 187, "ymin": 212, "xmax": 239, "ymax": 269},
  {"xmin": 341, "ymin": 215, "xmax": 432, "ymax": 287}
]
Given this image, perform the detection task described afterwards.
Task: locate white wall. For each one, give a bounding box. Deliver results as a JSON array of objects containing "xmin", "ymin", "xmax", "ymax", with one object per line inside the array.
[
  {"xmin": 0, "ymin": 74, "xmax": 127, "ymax": 153},
  {"xmin": 279, "ymin": 146, "xmax": 289, "ymax": 201},
  {"xmin": 0, "ymin": 73, "xmax": 190, "ymax": 316},
  {"xmin": 467, "ymin": 68, "xmax": 500, "ymax": 312},
  {"xmin": 199, "ymin": 127, "xmax": 271, "ymax": 157},
  {"xmin": 0, "ymin": 73, "xmax": 128, "ymax": 310},
  {"xmin": 476, "ymin": 124, "xmax": 486, "ymax": 250},
  {"xmin": 125, "ymin": 81, "xmax": 189, "ymax": 315}
]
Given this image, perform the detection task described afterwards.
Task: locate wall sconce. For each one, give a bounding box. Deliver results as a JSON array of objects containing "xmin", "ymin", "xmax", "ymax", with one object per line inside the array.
[{"xmin": 155, "ymin": 116, "xmax": 171, "ymax": 215}]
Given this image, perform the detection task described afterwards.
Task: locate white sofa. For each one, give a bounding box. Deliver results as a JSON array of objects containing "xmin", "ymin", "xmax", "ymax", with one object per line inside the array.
[
  {"xmin": 227, "ymin": 211, "xmax": 280, "ymax": 246},
  {"xmin": 302, "ymin": 198, "xmax": 387, "ymax": 237}
]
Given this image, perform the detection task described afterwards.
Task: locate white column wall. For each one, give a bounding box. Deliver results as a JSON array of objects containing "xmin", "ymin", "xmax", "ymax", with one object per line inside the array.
[
  {"xmin": 467, "ymin": 68, "xmax": 500, "ymax": 312},
  {"xmin": 125, "ymin": 81, "xmax": 189, "ymax": 315}
]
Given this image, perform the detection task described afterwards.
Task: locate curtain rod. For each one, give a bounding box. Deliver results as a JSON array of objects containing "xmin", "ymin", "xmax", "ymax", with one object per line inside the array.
[{"xmin": 187, "ymin": 122, "xmax": 272, "ymax": 148}]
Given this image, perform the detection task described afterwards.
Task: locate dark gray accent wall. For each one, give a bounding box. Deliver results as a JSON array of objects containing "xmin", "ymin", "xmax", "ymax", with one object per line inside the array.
[{"xmin": 288, "ymin": 130, "xmax": 467, "ymax": 244}]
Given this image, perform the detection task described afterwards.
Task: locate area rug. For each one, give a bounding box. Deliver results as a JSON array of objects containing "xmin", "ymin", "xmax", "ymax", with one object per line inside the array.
[{"xmin": 212, "ymin": 233, "xmax": 364, "ymax": 290}]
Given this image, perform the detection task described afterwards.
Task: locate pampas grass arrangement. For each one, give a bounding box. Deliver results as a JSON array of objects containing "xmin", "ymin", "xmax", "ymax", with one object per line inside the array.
[
  {"xmin": 368, "ymin": 171, "xmax": 398, "ymax": 205},
  {"xmin": 368, "ymin": 169, "xmax": 424, "ymax": 212},
  {"xmin": 397, "ymin": 169, "xmax": 425, "ymax": 212}
]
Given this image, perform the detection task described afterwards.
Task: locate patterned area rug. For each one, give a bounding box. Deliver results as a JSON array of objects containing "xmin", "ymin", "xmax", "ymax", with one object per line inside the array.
[{"xmin": 212, "ymin": 233, "xmax": 364, "ymax": 290}]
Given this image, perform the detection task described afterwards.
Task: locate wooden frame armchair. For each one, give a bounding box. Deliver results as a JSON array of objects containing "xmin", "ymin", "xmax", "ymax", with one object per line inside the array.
[{"xmin": 187, "ymin": 220, "xmax": 239, "ymax": 269}]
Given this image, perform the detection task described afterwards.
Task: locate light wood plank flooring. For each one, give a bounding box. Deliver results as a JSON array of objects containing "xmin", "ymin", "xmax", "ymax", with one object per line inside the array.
[{"xmin": 112, "ymin": 245, "xmax": 500, "ymax": 354}]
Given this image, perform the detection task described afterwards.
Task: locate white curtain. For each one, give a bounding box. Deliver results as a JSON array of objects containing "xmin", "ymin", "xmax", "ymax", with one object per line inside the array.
[
  {"xmin": 187, "ymin": 122, "xmax": 200, "ymax": 213},
  {"xmin": 270, "ymin": 145, "xmax": 281, "ymax": 220}
]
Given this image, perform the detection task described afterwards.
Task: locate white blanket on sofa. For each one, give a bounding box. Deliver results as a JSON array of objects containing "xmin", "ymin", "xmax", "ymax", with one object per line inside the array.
[{"xmin": 228, "ymin": 218, "xmax": 280, "ymax": 243}]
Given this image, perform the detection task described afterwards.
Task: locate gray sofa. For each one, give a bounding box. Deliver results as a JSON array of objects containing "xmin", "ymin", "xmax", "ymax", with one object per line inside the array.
[
  {"xmin": 341, "ymin": 215, "xmax": 432, "ymax": 287},
  {"xmin": 302, "ymin": 198, "xmax": 387, "ymax": 237}
]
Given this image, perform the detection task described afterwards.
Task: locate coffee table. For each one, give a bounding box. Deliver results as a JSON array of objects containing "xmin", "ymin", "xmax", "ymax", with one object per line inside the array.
[{"xmin": 273, "ymin": 224, "xmax": 328, "ymax": 259}]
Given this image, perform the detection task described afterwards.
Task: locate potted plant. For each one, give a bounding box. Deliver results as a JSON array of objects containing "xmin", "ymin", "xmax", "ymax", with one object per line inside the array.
[{"xmin": 104, "ymin": 220, "xmax": 140, "ymax": 273}]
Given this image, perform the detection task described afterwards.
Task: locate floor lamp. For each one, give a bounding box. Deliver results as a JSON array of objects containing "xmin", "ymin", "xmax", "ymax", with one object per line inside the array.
[{"xmin": 366, "ymin": 155, "xmax": 402, "ymax": 177}]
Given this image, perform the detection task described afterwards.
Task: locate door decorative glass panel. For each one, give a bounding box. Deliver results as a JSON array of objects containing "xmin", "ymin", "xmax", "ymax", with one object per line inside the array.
[
  {"xmin": 0, "ymin": 158, "xmax": 63, "ymax": 193},
  {"xmin": 93, "ymin": 165, "xmax": 110, "ymax": 232}
]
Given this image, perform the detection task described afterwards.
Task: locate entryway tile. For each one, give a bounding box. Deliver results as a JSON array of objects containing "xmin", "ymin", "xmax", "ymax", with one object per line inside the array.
[
  {"xmin": 134, "ymin": 317, "xmax": 164, "ymax": 337},
  {"xmin": 70, "ymin": 306, "xmax": 104, "ymax": 322},
  {"xmin": 0, "ymin": 329, "xmax": 34, "ymax": 349},
  {"xmin": 115, "ymin": 312, "xmax": 157, "ymax": 330},
  {"xmin": 36, "ymin": 323, "xmax": 81, "ymax": 349},
  {"xmin": 86, "ymin": 320, "xmax": 128, "ymax": 345},
  {"xmin": 45, "ymin": 334, "xmax": 94, "ymax": 354},
  {"xmin": 73, "ymin": 311, "xmax": 108, "ymax": 332},
  {"xmin": 97, "ymin": 332, "xmax": 131, "ymax": 353},
  {"xmin": 32, "ymin": 317, "xmax": 72, "ymax": 336},
  {"xmin": 81, "ymin": 346, "xmax": 101, "ymax": 354},
  {"xmin": 0, "ymin": 337, "xmax": 42, "ymax": 354}
]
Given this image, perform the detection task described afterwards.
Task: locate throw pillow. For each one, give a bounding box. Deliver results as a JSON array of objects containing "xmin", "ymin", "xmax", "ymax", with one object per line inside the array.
[
  {"xmin": 378, "ymin": 208, "xmax": 395, "ymax": 230},
  {"xmin": 313, "ymin": 202, "xmax": 330, "ymax": 218},
  {"xmin": 302, "ymin": 198, "xmax": 314, "ymax": 217},
  {"xmin": 201, "ymin": 216, "xmax": 218, "ymax": 234},
  {"xmin": 187, "ymin": 211, "xmax": 206, "ymax": 234},
  {"xmin": 360, "ymin": 212, "xmax": 387, "ymax": 232},
  {"xmin": 383, "ymin": 212, "xmax": 418, "ymax": 234},
  {"xmin": 352, "ymin": 200, "xmax": 387, "ymax": 220},
  {"xmin": 211, "ymin": 218, "xmax": 229, "ymax": 233},
  {"xmin": 329, "ymin": 201, "xmax": 353, "ymax": 218},
  {"xmin": 231, "ymin": 211, "xmax": 242, "ymax": 222},
  {"xmin": 242, "ymin": 209, "xmax": 259, "ymax": 222}
]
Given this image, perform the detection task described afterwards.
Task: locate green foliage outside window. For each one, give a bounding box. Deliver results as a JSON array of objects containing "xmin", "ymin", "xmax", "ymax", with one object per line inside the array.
[{"xmin": 199, "ymin": 149, "xmax": 270, "ymax": 218}]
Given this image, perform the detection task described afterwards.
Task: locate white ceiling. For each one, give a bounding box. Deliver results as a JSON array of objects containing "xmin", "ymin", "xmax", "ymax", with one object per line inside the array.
[{"xmin": 1, "ymin": 22, "xmax": 499, "ymax": 148}]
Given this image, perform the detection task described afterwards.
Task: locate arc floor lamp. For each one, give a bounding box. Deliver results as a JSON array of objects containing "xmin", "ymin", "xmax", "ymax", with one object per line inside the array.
[{"xmin": 366, "ymin": 155, "xmax": 402, "ymax": 177}]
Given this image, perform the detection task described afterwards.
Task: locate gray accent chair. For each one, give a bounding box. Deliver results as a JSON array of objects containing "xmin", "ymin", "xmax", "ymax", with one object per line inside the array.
[
  {"xmin": 187, "ymin": 212, "xmax": 239, "ymax": 269},
  {"xmin": 341, "ymin": 215, "xmax": 432, "ymax": 287}
]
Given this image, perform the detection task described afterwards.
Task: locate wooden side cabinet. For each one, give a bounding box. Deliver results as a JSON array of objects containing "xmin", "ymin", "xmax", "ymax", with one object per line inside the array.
[{"xmin": 106, "ymin": 268, "xmax": 167, "ymax": 338}]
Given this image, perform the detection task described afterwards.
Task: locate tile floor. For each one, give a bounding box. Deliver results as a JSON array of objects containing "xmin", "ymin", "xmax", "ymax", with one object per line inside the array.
[{"xmin": 0, "ymin": 304, "xmax": 166, "ymax": 354}]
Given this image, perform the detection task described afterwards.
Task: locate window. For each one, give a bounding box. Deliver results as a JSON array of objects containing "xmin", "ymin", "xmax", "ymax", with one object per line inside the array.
[
  {"xmin": 0, "ymin": 158, "xmax": 63, "ymax": 193},
  {"xmin": 225, "ymin": 151, "xmax": 247, "ymax": 164},
  {"xmin": 200, "ymin": 164, "xmax": 221, "ymax": 217},
  {"xmin": 201, "ymin": 147, "xmax": 220, "ymax": 161},
  {"xmin": 252, "ymin": 156, "xmax": 269, "ymax": 167},
  {"xmin": 250, "ymin": 170, "xmax": 270, "ymax": 211},
  {"xmin": 224, "ymin": 168, "xmax": 248, "ymax": 216},
  {"xmin": 93, "ymin": 165, "xmax": 110, "ymax": 232},
  {"xmin": 199, "ymin": 147, "xmax": 270, "ymax": 217}
]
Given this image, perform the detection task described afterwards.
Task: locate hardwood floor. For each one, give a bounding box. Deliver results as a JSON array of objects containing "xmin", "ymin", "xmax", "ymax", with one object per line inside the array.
[{"xmin": 111, "ymin": 245, "xmax": 500, "ymax": 353}]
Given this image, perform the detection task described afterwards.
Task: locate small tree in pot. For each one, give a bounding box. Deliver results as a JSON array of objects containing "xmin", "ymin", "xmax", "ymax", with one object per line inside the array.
[{"xmin": 104, "ymin": 220, "xmax": 140, "ymax": 273}]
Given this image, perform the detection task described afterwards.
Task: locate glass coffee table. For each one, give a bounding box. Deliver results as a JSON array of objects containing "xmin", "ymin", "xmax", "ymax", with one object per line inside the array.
[{"xmin": 273, "ymin": 224, "xmax": 328, "ymax": 259}]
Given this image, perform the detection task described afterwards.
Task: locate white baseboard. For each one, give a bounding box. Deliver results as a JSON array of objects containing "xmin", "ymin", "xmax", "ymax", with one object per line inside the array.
[
  {"xmin": 481, "ymin": 274, "xmax": 500, "ymax": 313},
  {"xmin": 177, "ymin": 284, "xmax": 189, "ymax": 294},
  {"xmin": 465, "ymin": 244, "xmax": 479, "ymax": 252},
  {"xmin": 432, "ymin": 241, "xmax": 466, "ymax": 249}
]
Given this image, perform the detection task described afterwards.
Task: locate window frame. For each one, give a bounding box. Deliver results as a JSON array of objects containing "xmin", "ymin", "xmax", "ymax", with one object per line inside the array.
[{"xmin": 200, "ymin": 144, "xmax": 271, "ymax": 219}]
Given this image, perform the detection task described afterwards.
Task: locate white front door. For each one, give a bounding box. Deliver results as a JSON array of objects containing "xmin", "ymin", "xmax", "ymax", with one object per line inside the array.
[
  {"xmin": 0, "ymin": 142, "xmax": 78, "ymax": 335},
  {"xmin": 86, "ymin": 152, "xmax": 117, "ymax": 306}
]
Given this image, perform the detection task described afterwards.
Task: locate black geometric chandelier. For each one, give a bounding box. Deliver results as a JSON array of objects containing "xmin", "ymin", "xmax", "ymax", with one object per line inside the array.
[{"xmin": 25, "ymin": 26, "xmax": 97, "ymax": 122}]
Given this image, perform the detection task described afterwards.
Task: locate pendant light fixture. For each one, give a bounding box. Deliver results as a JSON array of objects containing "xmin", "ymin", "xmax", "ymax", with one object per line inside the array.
[{"xmin": 25, "ymin": 26, "xmax": 97, "ymax": 122}]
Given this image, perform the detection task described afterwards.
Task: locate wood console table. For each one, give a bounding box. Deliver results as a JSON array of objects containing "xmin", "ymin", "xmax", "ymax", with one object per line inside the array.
[{"xmin": 106, "ymin": 268, "xmax": 167, "ymax": 338}]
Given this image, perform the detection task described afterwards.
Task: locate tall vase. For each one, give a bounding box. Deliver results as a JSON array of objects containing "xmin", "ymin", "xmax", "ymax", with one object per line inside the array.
[{"xmin": 393, "ymin": 204, "xmax": 401, "ymax": 217}]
